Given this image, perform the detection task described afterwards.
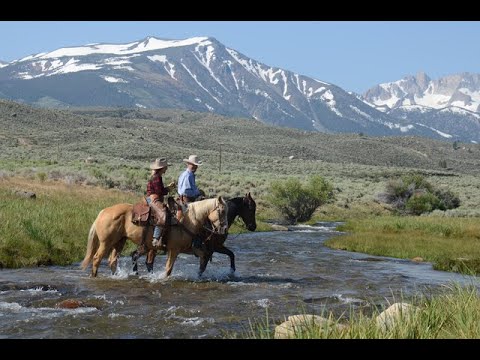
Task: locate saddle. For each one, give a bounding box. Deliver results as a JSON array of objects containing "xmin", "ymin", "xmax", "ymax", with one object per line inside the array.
[{"xmin": 131, "ymin": 197, "xmax": 169, "ymax": 227}]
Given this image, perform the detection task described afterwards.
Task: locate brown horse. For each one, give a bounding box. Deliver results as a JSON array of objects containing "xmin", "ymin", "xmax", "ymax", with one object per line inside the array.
[
  {"xmin": 130, "ymin": 193, "xmax": 257, "ymax": 275},
  {"xmin": 200, "ymin": 192, "xmax": 256, "ymax": 274},
  {"xmin": 81, "ymin": 196, "xmax": 228, "ymax": 277}
]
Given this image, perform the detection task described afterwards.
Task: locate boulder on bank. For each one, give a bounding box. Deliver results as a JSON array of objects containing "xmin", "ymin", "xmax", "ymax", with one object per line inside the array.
[
  {"xmin": 376, "ymin": 303, "xmax": 419, "ymax": 331},
  {"xmin": 274, "ymin": 314, "xmax": 347, "ymax": 339},
  {"xmin": 55, "ymin": 299, "xmax": 86, "ymax": 309},
  {"xmin": 14, "ymin": 190, "xmax": 36, "ymax": 199},
  {"xmin": 271, "ymin": 224, "xmax": 289, "ymax": 231}
]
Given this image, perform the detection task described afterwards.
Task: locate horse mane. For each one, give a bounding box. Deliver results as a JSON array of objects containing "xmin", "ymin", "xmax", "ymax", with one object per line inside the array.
[
  {"xmin": 189, "ymin": 197, "xmax": 217, "ymax": 213},
  {"xmin": 185, "ymin": 198, "xmax": 217, "ymax": 227},
  {"xmin": 227, "ymin": 197, "xmax": 244, "ymax": 207}
]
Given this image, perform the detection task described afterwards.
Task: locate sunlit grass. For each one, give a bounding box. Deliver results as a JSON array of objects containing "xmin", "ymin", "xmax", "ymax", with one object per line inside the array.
[
  {"xmin": 326, "ymin": 216, "xmax": 480, "ymax": 274},
  {"xmin": 245, "ymin": 283, "xmax": 480, "ymax": 338},
  {"xmin": 0, "ymin": 177, "xmax": 272, "ymax": 268}
]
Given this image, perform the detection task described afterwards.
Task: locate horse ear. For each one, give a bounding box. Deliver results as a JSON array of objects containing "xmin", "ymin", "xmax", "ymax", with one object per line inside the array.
[{"xmin": 218, "ymin": 195, "xmax": 225, "ymax": 204}]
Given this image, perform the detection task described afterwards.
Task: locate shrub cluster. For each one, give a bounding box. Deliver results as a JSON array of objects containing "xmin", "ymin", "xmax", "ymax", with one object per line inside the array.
[
  {"xmin": 267, "ymin": 175, "xmax": 334, "ymax": 224},
  {"xmin": 379, "ymin": 174, "xmax": 460, "ymax": 215}
]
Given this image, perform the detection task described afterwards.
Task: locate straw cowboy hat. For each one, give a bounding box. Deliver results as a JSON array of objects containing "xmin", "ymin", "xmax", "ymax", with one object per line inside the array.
[
  {"xmin": 183, "ymin": 155, "xmax": 203, "ymax": 166},
  {"xmin": 149, "ymin": 158, "xmax": 170, "ymax": 170}
]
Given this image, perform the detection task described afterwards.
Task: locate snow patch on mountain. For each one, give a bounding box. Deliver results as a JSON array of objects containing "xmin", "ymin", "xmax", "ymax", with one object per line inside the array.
[
  {"xmin": 440, "ymin": 106, "xmax": 480, "ymax": 119},
  {"xmin": 51, "ymin": 59, "xmax": 102, "ymax": 75},
  {"xmin": 21, "ymin": 37, "xmax": 211, "ymax": 61},
  {"xmin": 102, "ymin": 55, "xmax": 138, "ymax": 66},
  {"xmin": 193, "ymin": 44, "xmax": 226, "ymax": 89},
  {"xmin": 349, "ymin": 105, "xmax": 373, "ymax": 120},
  {"xmin": 148, "ymin": 55, "xmax": 176, "ymax": 80},
  {"xmin": 384, "ymin": 122, "xmax": 414, "ymax": 132},
  {"xmin": 101, "ymin": 75, "xmax": 128, "ymax": 83},
  {"xmin": 320, "ymin": 90, "xmax": 342, "ymax": 117},
  {"xmin": 180, "ymin": 62, "xmax": 221, "ymax": 104},
  {"xmin": 395, "ymin": 105, "xmax": 432, "ymax": 113},
  {"xmin": 416, "ymin": 123, "xmax": 453, "ymax": 138}
]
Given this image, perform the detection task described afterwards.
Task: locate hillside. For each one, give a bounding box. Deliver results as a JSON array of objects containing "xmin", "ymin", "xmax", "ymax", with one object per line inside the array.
[
  {"xmin": 2, "ymin": 99, "xmax": 478, "ymax": 174},
  {"xmin": 2, "ymin": 99, "xmax": 480, "ymax": 218}
]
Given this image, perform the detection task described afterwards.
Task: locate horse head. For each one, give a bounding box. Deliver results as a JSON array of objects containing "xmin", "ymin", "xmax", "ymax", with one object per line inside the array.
[{"xmin": 240, "ymin": 192, "xmax": 257, "ymax": 231}]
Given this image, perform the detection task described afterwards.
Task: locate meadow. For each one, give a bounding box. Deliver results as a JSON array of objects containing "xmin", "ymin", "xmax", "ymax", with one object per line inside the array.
[{"xmin": 2, "ymin": 98, "xmax": 480, "ymax": 272}]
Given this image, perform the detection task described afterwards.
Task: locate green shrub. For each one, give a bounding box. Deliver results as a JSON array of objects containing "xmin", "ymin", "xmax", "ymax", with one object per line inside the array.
[
  {"xmin": 405, "ymin": 192, "xmax": 440, "ymax": 215},
  {"xmin": 434, "ymin": 188, "xmax": 461, "ymax": 210},
  {"xmin": 379, "ymin": 174, "xmax": 460, "ymax": 215},
  {"xmin": 267, "ymin": 175, "xmax": 334, "ymax": 224}
]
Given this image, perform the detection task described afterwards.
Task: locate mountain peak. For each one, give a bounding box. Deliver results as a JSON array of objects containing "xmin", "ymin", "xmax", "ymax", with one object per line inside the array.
[{"xmin": 415, "ymin": 71, "xmax": 430, "ymax": 88}]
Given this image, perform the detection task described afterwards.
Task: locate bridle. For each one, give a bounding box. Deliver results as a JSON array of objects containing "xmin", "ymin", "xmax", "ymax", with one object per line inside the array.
[{"xmin": 206, "ymin": 199, "xmax": 227, "ymax": 235}]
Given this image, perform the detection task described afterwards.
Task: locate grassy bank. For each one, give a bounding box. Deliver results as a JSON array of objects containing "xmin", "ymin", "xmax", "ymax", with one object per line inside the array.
[
  {"xmin": 246, "ymin": 283, "xmax": 480, "ymax": 338},
  {"xmin": 0, "ymin": 177, "xmax": 272, "ymax": 268},
  {"xmin": 0, "ymin": 177, "xmax": 138, "ymax": 268},
  {"xmin": 325, "ymin": 216, "xmax": 480, "ymax": 275}
]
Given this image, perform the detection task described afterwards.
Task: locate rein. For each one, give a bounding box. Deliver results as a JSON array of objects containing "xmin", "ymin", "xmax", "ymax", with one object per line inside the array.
[{"xmin": 176, "ymin": 200, "xmax": 226, "ymax": 238}]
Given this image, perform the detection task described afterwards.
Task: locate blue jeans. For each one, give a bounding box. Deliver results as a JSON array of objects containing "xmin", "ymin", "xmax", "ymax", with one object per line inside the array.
[{"xmin": 146, "ymin": 197, "xmax": 161, "ymax": 239}]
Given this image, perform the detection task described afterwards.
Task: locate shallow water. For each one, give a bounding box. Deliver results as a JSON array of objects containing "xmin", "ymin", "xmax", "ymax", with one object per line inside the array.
[{"xmin": 0, "ymin": 222, "xmax": 477, "ymax": 338}]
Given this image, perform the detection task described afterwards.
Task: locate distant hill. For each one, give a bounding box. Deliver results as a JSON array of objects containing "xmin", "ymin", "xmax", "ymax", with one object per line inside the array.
[{"xmin": 2, "ymin": 99, "xmax": 479, "ymax": 176}]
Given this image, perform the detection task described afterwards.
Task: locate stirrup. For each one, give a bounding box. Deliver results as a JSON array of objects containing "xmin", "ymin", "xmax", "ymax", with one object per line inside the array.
[{"xmin": 152, "ymin": 238, "xmax": 161, "ymax": 247}]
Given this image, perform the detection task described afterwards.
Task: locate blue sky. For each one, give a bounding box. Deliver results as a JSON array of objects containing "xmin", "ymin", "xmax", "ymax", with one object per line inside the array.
[{"xmin": 1, "ymin": 21, "xmax": 479, "ymax": 94}]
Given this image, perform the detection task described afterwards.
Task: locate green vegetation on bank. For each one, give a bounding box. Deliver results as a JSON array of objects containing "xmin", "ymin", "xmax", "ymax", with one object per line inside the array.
[
  {"xmin": 246, "ymin": 284, "xmax": 480, "ymax": 338},
  {"xmin": 0, "ymin": 178, "xmax": 137, "ymax": 268},
  {"xmin": 326, "ymin": 216, "xmax": 480, "ymax": 275},
  {"xmin": 0, "ymin": 177, "xmax": 272, "ymax": 268}
]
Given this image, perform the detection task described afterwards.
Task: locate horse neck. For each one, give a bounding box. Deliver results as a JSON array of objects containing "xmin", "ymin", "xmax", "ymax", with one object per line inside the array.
[
  {"xmin": 227, "ymin": 198, "xmax": 242, "ymax": 228},
  {"xmin": 185, "ymin": 199, "xmax": 215, "ymax": 231}
]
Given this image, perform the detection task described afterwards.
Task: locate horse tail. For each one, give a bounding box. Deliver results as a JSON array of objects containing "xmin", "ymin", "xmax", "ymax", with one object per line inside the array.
[{"xmin": 81, "ymin": 211, "xmax": 102, "ymax": 270}]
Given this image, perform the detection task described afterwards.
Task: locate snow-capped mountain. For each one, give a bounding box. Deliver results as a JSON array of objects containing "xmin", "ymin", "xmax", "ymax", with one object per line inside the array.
[
  {"xmin": 0, "ymin": 37, "xmax": 471, "ymax": 141},
  {"xmin": 363, "ymin": 72, "xmax": 480, "ymax": 143}
]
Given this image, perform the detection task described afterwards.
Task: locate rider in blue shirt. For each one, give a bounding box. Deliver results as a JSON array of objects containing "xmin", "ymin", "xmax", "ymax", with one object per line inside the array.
[
  {"xmin": 177, "ymin": 154, "xmax": 203, "ymax": 203},
  {"xmin": 177, "ymin": 155, "xmax": 206, "ymax": 250}
]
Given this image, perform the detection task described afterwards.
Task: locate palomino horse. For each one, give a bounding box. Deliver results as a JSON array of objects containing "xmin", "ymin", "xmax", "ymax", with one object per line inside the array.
[
  {"xmin": 81, "ymin": 196, "xmax": 228, "ymax": 277},
  {"xmin": 130, "ymin": 193, "xmax": 257, "ymax": 275}
]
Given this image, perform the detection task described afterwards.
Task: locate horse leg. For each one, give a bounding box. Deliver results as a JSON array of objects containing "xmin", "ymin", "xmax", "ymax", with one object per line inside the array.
[
  {"xmin": 131, "ymin": 244, "xmax": 147, "ymax": 274},
  {"xmin": 165, "ymin": 250, "xmax": 179, "ymax": 277},
  {"xmin": 91, "ymin": 243, "xmax": 110, "ymax": 277},
  {"xmin": 198, "ymin": 251, "xmax": 211, "ymax": 277},
  {"xmin": 215, "ymin": 245, "xmax": 236, "ymax": 272},
  {"xmin": 108, "ymin": 249, "xmax": 119, "ymax": 275},
  {"xmin": 108, "ymin": 238, "xmax": 127, "ymax": 275},
  {"xmin": 145, "ymin": 249, "xmax": 157, "ymax": 273}
]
